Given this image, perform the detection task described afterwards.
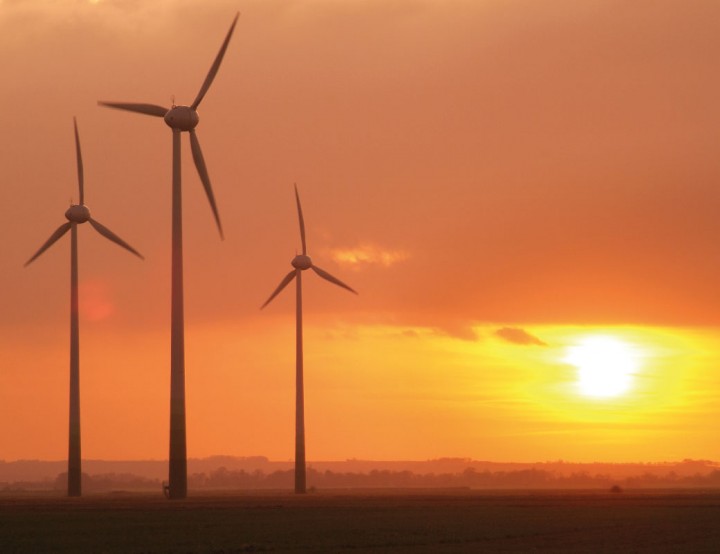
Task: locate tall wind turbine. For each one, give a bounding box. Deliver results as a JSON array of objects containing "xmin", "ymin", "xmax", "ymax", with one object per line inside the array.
[
  {"xmin": 98, "ymin": 13, "xmax": 238, "ymax": 499},
  {"xmin": 25, "ymin": 118, "xmax": 143, "ymax": 497},
  {"xmin": 262, "ymin": 185, "xmax": 357, "ymax": 494}
]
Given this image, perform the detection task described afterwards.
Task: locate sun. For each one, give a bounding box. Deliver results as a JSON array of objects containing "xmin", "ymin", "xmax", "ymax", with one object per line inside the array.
[{"xmin": 564, "ymin": 336, "xmax": 640, "ymax": 398}]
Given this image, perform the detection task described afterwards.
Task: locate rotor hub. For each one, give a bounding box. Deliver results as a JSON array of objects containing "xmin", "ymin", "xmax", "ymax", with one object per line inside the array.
[
  {"xmin": 65, "ymin": 204, "xmax": 91, "ymax": 223},
  {"xmin": 292, "ymin": 254, "xmax": 312, "ymax": 270},
  {"xmin": 164, "ymin": 106, "xmax": 199, "ymax": 131}
]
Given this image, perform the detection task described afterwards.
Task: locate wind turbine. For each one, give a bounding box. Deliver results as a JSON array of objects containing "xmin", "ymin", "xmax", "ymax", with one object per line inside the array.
[
  {"xmin": 25, "ymin": 118, "xmax": 143, "ymax": 497},
  {"xmin": 262, "ymin": 185, "xmax": 357, "ymax": 494},
  {"xmin": 98, "ymin": 13, "xmax": 238, "ymax": 499}
]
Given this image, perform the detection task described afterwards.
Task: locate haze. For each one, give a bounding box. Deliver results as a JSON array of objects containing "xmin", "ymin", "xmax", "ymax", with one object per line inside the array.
[{"xmin": 1, "ymin": 0, "xmax": 720, "ymax": 464}]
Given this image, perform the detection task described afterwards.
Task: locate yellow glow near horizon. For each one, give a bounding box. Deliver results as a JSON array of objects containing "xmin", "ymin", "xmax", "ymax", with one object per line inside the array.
[
  {"xmin": 474, "ymin": 325, "xmax": 692, "ymax": 416},
  {"xmin": 564, "ymin": 336, "xmax": 641, "ymax": 398},
  {"xmin": 1, "ymin": 319, "xmax": 717, "ymax": 462}
]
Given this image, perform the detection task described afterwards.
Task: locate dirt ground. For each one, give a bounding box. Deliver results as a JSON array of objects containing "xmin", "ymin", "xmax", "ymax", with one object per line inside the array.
[{"xmin": 1, "ymin": 489, "xmax": 719, "ymax": 552}]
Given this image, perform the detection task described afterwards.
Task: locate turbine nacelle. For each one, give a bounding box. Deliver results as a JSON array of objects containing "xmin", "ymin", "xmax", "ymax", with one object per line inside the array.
[
  {"xmin": 164, "ymin": 106, "xmax": 199, "ymax": 131},
  {"xmin": 292, "ymin": 254, "xmax": 312, "ymax": 270},
  {"xmin": 65, "ymin": 204, "xmax": 91, "ymax": 223}
]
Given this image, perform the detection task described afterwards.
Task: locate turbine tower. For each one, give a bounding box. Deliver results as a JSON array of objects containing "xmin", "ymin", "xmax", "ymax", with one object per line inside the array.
[
  {"xmin": 262, "ymin": 184, "xmax": 357, "ymax": 494},
  {"xmin": 98, "ymin": 13, "xmax": 238, "ymax": 499},
  {"xmin": 25, "ymin": 118, "xmax": 143, "ymax": 497}
]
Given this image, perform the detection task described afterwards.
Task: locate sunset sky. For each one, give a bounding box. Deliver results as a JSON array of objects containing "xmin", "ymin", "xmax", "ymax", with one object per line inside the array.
[{"xmin": 2, "ymin": 0, "xmax": 720, "ymax": 465}]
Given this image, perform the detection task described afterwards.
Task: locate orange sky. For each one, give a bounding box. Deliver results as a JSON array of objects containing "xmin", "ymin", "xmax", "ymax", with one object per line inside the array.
[{"xmin": 2, "ymin": 0, "xmax": 720, "ymax": 463}]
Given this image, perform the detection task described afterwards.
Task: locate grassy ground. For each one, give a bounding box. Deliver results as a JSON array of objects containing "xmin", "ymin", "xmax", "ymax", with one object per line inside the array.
[{"xmin": 1, "ymin": 489, "xmax": 720, "ymax": 552}]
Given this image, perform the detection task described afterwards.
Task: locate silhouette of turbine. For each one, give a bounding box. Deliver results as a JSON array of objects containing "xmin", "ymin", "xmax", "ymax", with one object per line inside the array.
[
  {"xmin": 25, "ymin": 118, "xmax": 143, "ymax": 498},
  {"xmin": 261, "ymin": 184, "xmax": 357, "ymax": 494},
  {"xmin": 98, "ymin": 13, "xmax": 238, "ymax": 500}
]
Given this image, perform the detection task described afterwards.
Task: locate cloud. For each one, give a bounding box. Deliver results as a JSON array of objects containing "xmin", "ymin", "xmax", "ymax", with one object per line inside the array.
[
  {"xmin": 495, "ymin": 327, "xmax": 547, "ymax": 347},
  {"xmin": 391, "ymin": 323, "xmax": 479, "ymax": 342},
  {"xmin": 330, "ymin": 244, "xmax": 409, "ymax": 268},
  {"xmin": 433, "ymin": 323, "xmax": 479, "ymax": 342}
]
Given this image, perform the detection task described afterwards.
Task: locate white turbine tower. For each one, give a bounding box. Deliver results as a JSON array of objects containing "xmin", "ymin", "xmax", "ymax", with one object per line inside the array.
[
  {"xmin": 262, "ymin": 184, "xmax": 357, "ymax": 494},
  {"xmin": 25, "ymin": 118, "xmax": 143, "ymax": 497},
  {"xmin": 98, "ymin": 13, "xmax": 238, "ymax": 499}
]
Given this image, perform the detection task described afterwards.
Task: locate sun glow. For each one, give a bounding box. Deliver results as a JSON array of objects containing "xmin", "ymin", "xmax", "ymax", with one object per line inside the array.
[{"xmin": 564, "ymin": 336, "xmax": 641, "ymax": 398}]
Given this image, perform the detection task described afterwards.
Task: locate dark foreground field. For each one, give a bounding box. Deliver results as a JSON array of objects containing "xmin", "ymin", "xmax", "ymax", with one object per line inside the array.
[{"xmin": 1, "ymin": 490, "xmax": 720, "ymax": 553}]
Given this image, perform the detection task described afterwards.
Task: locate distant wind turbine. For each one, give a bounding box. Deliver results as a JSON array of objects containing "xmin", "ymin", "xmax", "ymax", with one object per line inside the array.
[
  {"xmin": 25, "ymin": 118, "xmax": 143, "ymax": 498},
  {"xmin": 98, "ymin": 13, "xmax": 238, "ymax": 500},
  {"xmin": 262, "ymin": 184, "xmax": 357, "ymax": 494}
]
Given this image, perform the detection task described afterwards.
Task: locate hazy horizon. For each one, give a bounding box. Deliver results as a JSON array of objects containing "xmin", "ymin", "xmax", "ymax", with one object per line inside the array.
[
  {"xmin": 3, "ymin": 454, "xmax": 719, "ymax": 466},
  {"xmin": 5, "ymin": 456, "xmax": 720, "ymax": 494}
]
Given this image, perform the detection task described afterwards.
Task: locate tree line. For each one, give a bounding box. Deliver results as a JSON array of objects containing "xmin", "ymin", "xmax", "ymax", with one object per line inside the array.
[{"xmin": 5, "ymin": 466, "xmax": 720, "ymax": 493}]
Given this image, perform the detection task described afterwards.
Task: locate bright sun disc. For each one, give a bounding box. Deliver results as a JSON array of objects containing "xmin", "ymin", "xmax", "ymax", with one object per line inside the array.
[{"xmin": 564, "ymin": 336, "xmax": 640, "ymax": 398}]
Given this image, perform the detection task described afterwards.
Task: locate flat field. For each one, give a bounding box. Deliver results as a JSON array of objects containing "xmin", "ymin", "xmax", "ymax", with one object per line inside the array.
[{"xmin": 1, "ymin": 489, "xmax": 719, "ymax": 553}]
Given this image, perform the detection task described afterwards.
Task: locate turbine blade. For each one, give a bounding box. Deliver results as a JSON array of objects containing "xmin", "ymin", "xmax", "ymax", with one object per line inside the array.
[
  {"xmin": 73, "ymin": 117, "xmax": 84, "ymax": 205},
  {"xmin": 25, "ymin": 222, "xmax": 72, "ymax": 266},
  {"xmin": 88, "ymin": 218, "xmax": 144, "ymax": 259},
  {"xmin": 190, "ymin": 12, "xmax": 239, "ymax": 110},
  {"xmin": 98, "ymin": 101, "xmax": 168, "ymax": 118},
  {"xmin": 261, "ymin": 270, "xmax": 297, "ymax": 309},
  {"xmin": 189, "ymin": 130, "xmax": 223, "ymax": 239},
  {"xmin": 294, "ymin": 184, "xmax": 307, "ymax": 255},
  {"xmin": 311, "ymin": 265, "xmax": 358, "ymax": 295}
]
